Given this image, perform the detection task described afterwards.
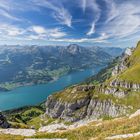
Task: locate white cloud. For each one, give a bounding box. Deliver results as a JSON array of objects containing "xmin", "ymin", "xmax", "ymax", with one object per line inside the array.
[
  {"xmin": 81, "ymin": 0, "xmax": 87, "ymax": 12},
  {"xmin": 0, "ymin": 0, "xmax": 38, "ymax": 12},
  {"xmin": 8, "ymin": 30, "xmax": 21, "ymax": 36},
  {"xmin": 0, "ymin": 23, "xmax": 67, "ymax": 42},
  {"xmin": 31, "ymin": 26, "xmax": 46, "ymax": 34},
  {"xmin": 53, "ymin": 7, "xmax": 72, "ymax": 27},
  {"xmin": 0, "ymin": 0, "xmax": 21, "ymax": 21},
  {"xmin": 87, "ymin": 22, "xmax": 96, "ymax": 35},
  {"xmin": 50, "ymin": 34, "xmax": 109, "ymax": 43},
  {"xmin": 104, "ymin": 0, "xmax": 118, "ymax": 23},
  {"xmin": 32, "ymin": 0, "xmax": 72, "ymax": 27},
  {"xmin": 0, "ymin": 9, "xmax": 21, "ymax": 21},
  {"xmin": 30, "ymin": 25, "xmax": 66, "ymax": 39},
  {"xmin": 0, "ymin": 0, "xmax": 11, "ymax": 10},
  {"xmin": 0, "ymin": 24, "xmax": 24, "ymax": 37},
  {"xmin": 0, "ymin": 0, "xmax": 37, "ymax": 22},
  {"xmin": 0, "ymin": 22, "xmax": 108, "ymax": 44},
  {"xmin": 86, "ymin": 0, "xmax": 101, "ymax": 36},
  {"xmin": 102, "ymin": 0, "xmax": 140, "ymax": 39},
  {"xmin": 48, "ymin": 28, "xmax": 66, "ymax": 38},
  {"xmin": 0, "ymin": 0, "xmax": 139, "ymax": 46}
]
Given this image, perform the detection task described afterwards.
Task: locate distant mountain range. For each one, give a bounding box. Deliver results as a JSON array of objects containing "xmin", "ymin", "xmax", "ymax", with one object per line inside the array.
[
  {"xmin": 0, "ymin": 44, "xmax": 123, "ymax": 90},
  {"xmin": 101, "ymin": 47, "xmax": 124, "ymax": 57}
]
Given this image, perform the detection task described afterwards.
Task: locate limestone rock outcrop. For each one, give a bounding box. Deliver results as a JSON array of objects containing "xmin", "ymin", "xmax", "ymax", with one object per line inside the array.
[{"xmin": 45, "ymin": 85, "xmax": 127, "ymax": 122}]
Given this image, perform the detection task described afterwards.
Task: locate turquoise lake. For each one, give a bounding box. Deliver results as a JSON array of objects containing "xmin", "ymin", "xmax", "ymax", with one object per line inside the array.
[{"xmin": 0, "ymin": 66, "xmax": 104, "ymax": 111}]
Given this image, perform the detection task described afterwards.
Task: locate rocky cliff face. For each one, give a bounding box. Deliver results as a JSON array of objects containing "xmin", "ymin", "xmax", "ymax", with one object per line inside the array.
[
  {"xmin": 45, "ymin": 85, "xmax": 127, "ymax": 122},
  {"xmin": 110, "ymin": 79, "xmax": 140, "ymax": 91},
  {"xmin": 98, "ymin": 78, "xmax": 140, "ymax": 99},
  {"xmin": 46, "ymin": 94, "xmax": 90, "ymax": 122},
  {"xmin": 112, "ymin": 48, "xmax": 133, "ymax": 76},
  {"xmin": 103, "ymin": 47, "xmax": 140, "ymax": 98},
  {"xmin": 86, "ymin": 98, "xmax": 126, "ymax": 118},
  {"xmin": 106, "ymin": 46, "xmax": 140, "ymax": 97},
  {"xmin": 0, "ymin": 113, "xmax": 10, "ymax": 128}
]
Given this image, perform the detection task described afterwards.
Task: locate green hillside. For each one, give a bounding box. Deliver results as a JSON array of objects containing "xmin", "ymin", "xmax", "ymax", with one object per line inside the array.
[{"xmin": 119, "ymin": 42, "xmax": 140, "ymax": 83}]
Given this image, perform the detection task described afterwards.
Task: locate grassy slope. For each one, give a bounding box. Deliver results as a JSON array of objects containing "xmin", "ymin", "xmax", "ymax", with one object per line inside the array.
[
  {"xmin": 32, "ymin": 115, "xmax": 140, "ymax": 140},
  {"xmin": 119, "ymin": 41, "xmax": 140, "ymax": 83},
  {"xmin": 0, "ymin": 134, "xmax": 24, "ymax": 140},
  {"xmin": 1, "ymin": 115, "xmax": 140, "ymax": 140},
  {"xmin": 52, "ymin": 87, "xmax": 91, "ymax": 103},
  {"xmin": 4, "ymin": 106, "xmax": 45, "ymax": 129},
  {"xmin": 85, "ymin": 57, "xmax": 120, "ymax": 84}
]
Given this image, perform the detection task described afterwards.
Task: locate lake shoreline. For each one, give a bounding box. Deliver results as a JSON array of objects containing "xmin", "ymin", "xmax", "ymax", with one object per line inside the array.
[
  {"xmin": 0, "ymin": 65, "xmax": 104, "ymax": 93},
  {"xmin": 0, "ymin": 65, "xmax": 105, "ymax": 111}
]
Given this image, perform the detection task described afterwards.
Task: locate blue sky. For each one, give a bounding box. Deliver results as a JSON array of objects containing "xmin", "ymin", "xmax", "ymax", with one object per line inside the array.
[{"xmin": 0, "ymin": 0, "xmax": 140, "ymax": 48}]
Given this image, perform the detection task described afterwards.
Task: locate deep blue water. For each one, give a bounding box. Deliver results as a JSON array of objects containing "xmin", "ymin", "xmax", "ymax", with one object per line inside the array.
[{"xmin": 0, "ymin": 66, "xmax": 104, "ymax": 111}]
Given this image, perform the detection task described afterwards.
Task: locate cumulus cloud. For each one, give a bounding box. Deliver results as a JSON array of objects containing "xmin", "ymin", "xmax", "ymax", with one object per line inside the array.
[
  {"xmin": 30, "ymin": 25, "xmax": 66, "ymax": 39},
  {"xmin": 31, "ymin": 26, "xmax": 46, "ymax": 34},
  {"xmin": 0, "ymin": 24, "xmax": 67, "ymax": 41},
  {"xmin": 0, "ymin": 24, "xmax": 24, "ymax": 37}
]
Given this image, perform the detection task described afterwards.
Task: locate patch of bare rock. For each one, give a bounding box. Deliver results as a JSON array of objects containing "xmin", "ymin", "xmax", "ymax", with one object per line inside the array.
[
  {"xmin": 105, "ymin": 132, "xmax": 140, "ymax": 139},
  {"xmin": 0, "ymin": 128, "xmax": 36, "ymax": 136}
]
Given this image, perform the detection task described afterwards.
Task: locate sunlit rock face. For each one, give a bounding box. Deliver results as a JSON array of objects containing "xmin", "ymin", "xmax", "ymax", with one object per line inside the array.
[{"xmin": 111, "ymin": 48, "xmax": 133, "ymax": 76}]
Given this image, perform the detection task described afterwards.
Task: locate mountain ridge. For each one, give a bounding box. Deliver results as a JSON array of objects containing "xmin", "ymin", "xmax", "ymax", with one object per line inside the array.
[
  {"xmin": 0, "ymin": 44, "xmax": 114, "ymax": 91},
  {"xmin": 44, "ymin": 42, "xmax": 140, "ymax": 122}
]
